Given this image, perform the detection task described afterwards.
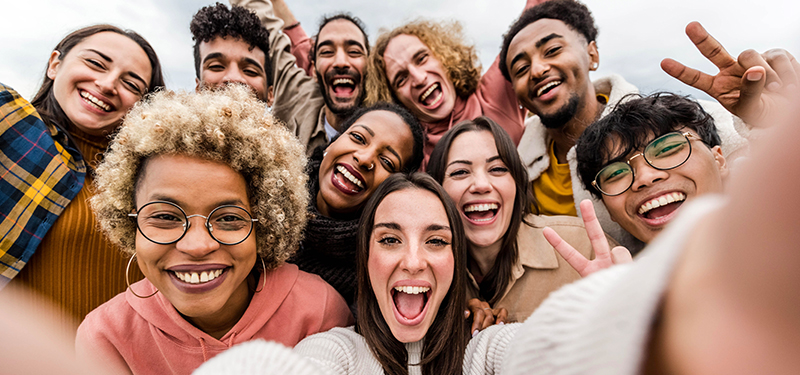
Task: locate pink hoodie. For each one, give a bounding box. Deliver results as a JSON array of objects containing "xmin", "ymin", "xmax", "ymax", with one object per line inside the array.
[{"xmin": 76, "ymin": 263, "xmax": 353, "ymax": 375}]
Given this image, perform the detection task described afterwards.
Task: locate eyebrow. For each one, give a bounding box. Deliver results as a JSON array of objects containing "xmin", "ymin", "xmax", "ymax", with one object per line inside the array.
[
  {"xmin": 426, "ymin": 224, "xmax": 450, "ymax": 232},
  {"xmin": 374, "ymin": 222, "xmax": 400, "ymax": 230},
  {"xmin": 390, "ymin": 48, "xmax": 426, "ymax": 86},
  {"xmin": 87, "ymin": 48, "xmax": 148, "ymax": 86},
  {"xmin": 203, "ymin": 52, "xmax": 264, "ymax": 71},
  {"xmin": 373, "ymin": 223, "xmax": 451, "ymax": 232},
  {"xmin": 142, "ymin": 195, "xmax": 246, "ymax": 210},
  {"xmin": 446, "ymin": 159, "xmax": 472, "ymax": 168},
  {"xmin": 535, "ymin": 33, "xmax": 563, "ymax": 48}
]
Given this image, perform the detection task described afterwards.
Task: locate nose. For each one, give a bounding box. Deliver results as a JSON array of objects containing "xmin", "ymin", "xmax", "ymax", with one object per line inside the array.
[
  {"xmin": 223, "ymin": 65, "xmax": 247, "ymax": 85},
  {"xmin": 353, "ymin": 147, "xmax": 377, "ymax": 172},
  {"xmin": 408, "ymin": 65, "xmax": 426, "ymax": 87},
  {"xmin": 333, "ymin": 49, "xmax": 349, "ymax": 68},
  {"xmin": 467, "ymin": 170, "xmax": 492, "ymax": 194},
  {"xmin": 400, "ymin": 242, "xmax": 427, "ymax": 274},
  {"xmin": 175, "ymin": 217, "xmax": 220, "ymax": 258},
  {"xmin": 529, "ymin": 58, "xmax": 550, "ymax": 80},
  {"xmin": 630, "ymin": 156, "xmax": 670, "ymax": 192},
  {"xmin": 95, "ymin": 73, "xmax": 118, "ymax": 95}
]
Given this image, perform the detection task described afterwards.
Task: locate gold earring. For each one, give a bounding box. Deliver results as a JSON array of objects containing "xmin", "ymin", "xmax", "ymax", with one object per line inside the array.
[
  {"xmin": 254, "ymin": 257, "xmax": 267, "ymax": 293},
  {"xmin": 126, "ymin": 253, "xmax": 158, "ymax": 298}
]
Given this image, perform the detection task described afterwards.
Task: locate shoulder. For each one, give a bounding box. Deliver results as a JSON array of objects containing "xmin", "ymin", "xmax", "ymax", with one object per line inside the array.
[
  {"xmin": 78, "ymin": 291, "xmax": 137, "ymax": 337},
  {"xmin": 294, "ymin": 327, "xmax": 373, "ymax": 374},
  {"xmin": 194, "ymin": 340, "xmax": 325, "ymax": 375}
]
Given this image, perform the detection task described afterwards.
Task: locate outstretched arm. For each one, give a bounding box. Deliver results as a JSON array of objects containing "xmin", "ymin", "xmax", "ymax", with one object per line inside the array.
[
  {"xmin": 543, "ymin": 200, "xmax": 632, "ymax": 277},
  {"xmin": 661, "ymin": 21, "xmax": 800, "ymax": 128},
  {"xmin": 272, "ymin": 0, "xmax": 313, "ymax": 74}
]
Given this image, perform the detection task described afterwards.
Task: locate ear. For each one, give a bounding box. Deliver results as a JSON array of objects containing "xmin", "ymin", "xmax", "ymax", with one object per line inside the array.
[
  {"xmin": 311, "ymin": 61, "xmax": 318, "ymax": 82},
  {"xmin": 587, "ymin": 41, "xmax": 600, "ymax": 71},
  {"xmin": 195, "ymin": 77, "xmax": 202, "ymax": 92},
  {"xmin": 46, "ymin": 51, "xmax": 62, "ymax": 80},
  {"xmin": 266, "ymin": 85, "xmax": 274, "ymax": 107},
  {"xmin": 711, "ymin": 145, "xmax": 729, "ymax": 179}
]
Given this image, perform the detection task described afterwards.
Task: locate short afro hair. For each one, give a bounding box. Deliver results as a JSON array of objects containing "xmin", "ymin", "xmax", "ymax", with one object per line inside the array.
[
  {"xmin": 500, "ymin": 0, "xmax": 598, "ymax": 81},
  {"xmin": 576, "ymin": 92, "xmax": 721, "ymax": 200},
  {"xmin": 90, "ymin": 86, "xmax": 308, "ymax": 270},
  {"xmin": 190, "ymin": 3, "xmax": 273, "ymax": 87}
]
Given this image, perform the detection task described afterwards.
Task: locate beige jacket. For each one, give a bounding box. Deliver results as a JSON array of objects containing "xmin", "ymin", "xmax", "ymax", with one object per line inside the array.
[{"xmin": 468, "ymin": 214, "xmax": 618, "ymax": 323}]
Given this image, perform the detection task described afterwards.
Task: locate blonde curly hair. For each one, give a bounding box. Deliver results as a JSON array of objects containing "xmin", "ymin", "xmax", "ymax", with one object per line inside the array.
[
  {"xmin": 366, "ymin": 19, "xmax": 481, "ymax": 107},
  {"xmin": 90, "ymin": 85, "xmax": 308, "ymax": 270}
]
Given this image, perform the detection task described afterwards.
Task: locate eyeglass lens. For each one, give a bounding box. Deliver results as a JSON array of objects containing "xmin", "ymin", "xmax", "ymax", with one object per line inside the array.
[
  {"xmin": 595, "ymin": 132, "xmax": 692, "ymax": 196},
  {"xmin": 135, "ymin": 202, "xmax": 254, "ymax": 245}
]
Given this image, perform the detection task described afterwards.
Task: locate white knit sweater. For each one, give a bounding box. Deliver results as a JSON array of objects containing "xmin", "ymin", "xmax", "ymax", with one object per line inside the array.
[
  {"xmin": 194, "ymin": 324, "xmax": 520, "ymax": 374},
  {"xmin": 504, "ymin": 196, "xmax": 725, "ymax": 375}
]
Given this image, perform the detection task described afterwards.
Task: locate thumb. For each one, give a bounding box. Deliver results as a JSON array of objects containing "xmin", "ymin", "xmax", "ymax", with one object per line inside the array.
[{"xmin": 737, "ymin": 66, "xmax": 767, "ymax": 125}]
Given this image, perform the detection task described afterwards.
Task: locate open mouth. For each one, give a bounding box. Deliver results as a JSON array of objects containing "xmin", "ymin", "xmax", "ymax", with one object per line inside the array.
[
  {"xmin": 330, "ymin": 77, "xmax": 357, "ymax": 97},
  {"xmin": 419, "ymin": 83, "xmax": 443, "ymax": 108},
  {"xmin": 638, "ymin": 192, "xmax": 686, "ymax": 220},
  {"xmin": 173, "ymin": 268, "xmax": 225, "ymax": 284},
  {"xmin": 536, "ymin": 80, "xmax": 562, "ymax": 98},
  {"xmin": 332, "ymin": 164, "xmax": 366, "ymax": 194},
  {"xmin": 392, "ymin": 285, "xmax": 431, "ymax": 322},
  {"xmin": 463, "ymin": 203, "xmax": 499, "ymax": 224},
  {"xmin": 80, "ymin": 90, "xmax": 113, "ymax": 112}
]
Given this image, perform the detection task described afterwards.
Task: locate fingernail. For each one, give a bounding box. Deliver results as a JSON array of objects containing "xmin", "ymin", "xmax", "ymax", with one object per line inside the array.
[
  {"xmin": 746, "ymin": 71, "xmax": 763, "ymax": 81},
  {"xmin": 767, "ymin": 82, "xmax": 781, "ymax": 91},
  {"xmin": 498, "ymin": 322, "xmax": 505, "ymax": 326},
  {"xmin": 464, "ymin": 310, "xmax": 470, "ymax": 318},
  {"xmin": 472, "ymin": 329, "xmax": 479, "ymax": 338}
]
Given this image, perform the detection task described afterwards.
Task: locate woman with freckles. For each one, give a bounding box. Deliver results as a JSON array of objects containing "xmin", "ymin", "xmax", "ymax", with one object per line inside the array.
[
  {"xmin": 292, "ymin": 102, "xmax": 424, "ymax": 312},
  {"xmin": 365, "ymin": 0, "xmax": 545, "ymax": 168},
  {"xmin": 1, "ymin": 24, "xmax": 164, "ymax": 324},
  {"xmin": 427, "ymin": 116, "xmax": 619, "ymax": 326},
  {"xmin": 76, "ymin": 86, "xmax": 352, "ymax": 375},
  {"xmin": 196, "ymin": 173, "xmax": 522, "ymax": 375}
]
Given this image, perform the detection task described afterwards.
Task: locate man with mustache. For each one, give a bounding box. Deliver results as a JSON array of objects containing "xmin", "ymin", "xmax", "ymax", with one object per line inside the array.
[
  {"xmin": 500, "ymin": 0, "xmax": 776, "ymax": 250},
  {"xmin": 232, "ymin": 0, "xmax": 369, "ymax": 155}
]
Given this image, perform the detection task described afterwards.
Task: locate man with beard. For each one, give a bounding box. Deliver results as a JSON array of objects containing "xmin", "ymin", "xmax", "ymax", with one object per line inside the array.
[
  {"xmin": 232, "ymin": 0, "xmax": 368, "ymax": 156},
  {"xmin": 499, "ymin": 0, "xmax": 759, "ymax": 250},
  {"xmin": 191, "ymin": 4, "xmax": 274, "ymax": 105}
]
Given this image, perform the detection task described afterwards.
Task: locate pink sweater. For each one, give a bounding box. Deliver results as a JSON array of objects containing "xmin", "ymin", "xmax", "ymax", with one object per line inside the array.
[{"xmin": 76, "ymin": 263, "xmax": 353, "ymax": 375}]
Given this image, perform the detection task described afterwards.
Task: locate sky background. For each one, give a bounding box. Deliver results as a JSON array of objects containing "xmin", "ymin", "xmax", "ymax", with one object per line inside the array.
[{"xmin": 2, "ymin": 0, "xmax": 798, "ymax": 101}]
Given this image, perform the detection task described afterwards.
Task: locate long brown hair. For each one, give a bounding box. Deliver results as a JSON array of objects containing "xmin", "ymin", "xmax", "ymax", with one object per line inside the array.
[
  {"xmin": 427, "ymin": 116, "xmax": 533, "ymax": 305},
  {"xmin": 356, "ymin": 173, "xmax": 468, "ymax": 375},
  {"xmin": 30, "ymin": 24, "xmax": 164, "ymax": 142}
]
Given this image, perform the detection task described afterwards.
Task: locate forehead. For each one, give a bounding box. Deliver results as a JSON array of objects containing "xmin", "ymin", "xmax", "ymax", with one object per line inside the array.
[
  {"xmin": 375, "ymin": 188, "xmax": 447, "ymax": 226},
  {"xmin": 447, "ymin": 130, "xmax": 498, "ymax": 161},
  {"xmin": 507, "ymin": 18, "xmax": 586, "ymax": 57},
  {"xmin": 72, "ymin": 32, "xmax": 152, "ymax": 78},
  {"xmin": 136, "ymin": 154, "xmax": 248, "ymax": 204},
  {"xmin": 353, "ymin": 110, "xmax": 414, "ymax": 156},
  {"xmin": 199, "ymin": 36, "xmax": 266, "ymax": 65},
  {"xmin": 383, "ymin": 34, "xmax": 428, "ymax": 72},
  {"xmin": 318, "ymin": 18, "xmax": 366, "ymax": 47}
]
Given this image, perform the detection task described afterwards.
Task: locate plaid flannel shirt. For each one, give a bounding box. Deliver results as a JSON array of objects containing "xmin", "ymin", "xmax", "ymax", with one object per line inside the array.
[{"xmin": 0, "ymin": 83, "xmax": 86, "ymax": 288}]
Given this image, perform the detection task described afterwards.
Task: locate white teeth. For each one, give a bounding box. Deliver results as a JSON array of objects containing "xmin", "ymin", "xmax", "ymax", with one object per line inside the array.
[
  {"xmin": 419, "ymin": 83, "xmax": 439, "ymax": 102},
  {"xmin": 174, "ymin": 269, "xmax": 224, "ymax": 284},
  {"xmin": 80, "ymin": 91, "xmax": 111, "ymax": 111},
  {"xmin": 536, "ymin": 80, "xmax": 562, "ymax": 97},
  {"xmin": 332, "ymin": 78, "xmax": 355, "ymax": 86},
  {"xmin": 464, "ymin": 203, "xmax": 499, "ymax": 213},
  {"xmin": 336, "ymin": 165, "xmax": 364, "ymax": 188},
  {"xmin": 638, "ymin": 192, "xmax": 686, "ymax": 215},
  {"xmin": 394, "ymin": 286, "xmax": 430, "ymax": 294}
]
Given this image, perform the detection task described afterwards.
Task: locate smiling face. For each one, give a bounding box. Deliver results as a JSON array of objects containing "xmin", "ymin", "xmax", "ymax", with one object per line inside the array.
[
  {"xmin": 505, "ymin": 19, "xmax": 598, "ymax": 129},
  {"xmin": 47, "ymin": 31, "xmax": 152, "ymax": 136},
  {"xmin": 134, "ymin": 154, "xmax": 257, "ymax": 334},
  {"xmin": 601, "ymin": 130, "xmax": 728, "ymax": 243},
  {"xmin": 316, "ymin": 110, "xmax": 414, "ymax": 217},
  {"xmin": 197, "ymin": 37, "xmax": 270, "ymax": 103},
  {"xmin": 383, "ymin": 34, "xmax": 456, "ymax": 123},
  {"xmin": 369, "ymin": 188, "xmax": 454, "ymax": 343},
  {"xmin": 441, "ymin": 130, "xmax": 516, "ymax": 252},
  {"xmin": 314, "ymin": 19, "xmax": 368, "ymax": 115}
]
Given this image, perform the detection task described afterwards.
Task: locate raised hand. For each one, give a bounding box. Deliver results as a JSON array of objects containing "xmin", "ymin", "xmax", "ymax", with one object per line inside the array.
[
  {"xmin": 661, "ymin": 21, "xmax": 800, "ymax": 128},
  {"xmin": 543, "ymin": 200, "xmax": 632, "ymax": 277},
  {"xmin": 465, "ymin": 298, "xmax": 508, "ymax": 336}
]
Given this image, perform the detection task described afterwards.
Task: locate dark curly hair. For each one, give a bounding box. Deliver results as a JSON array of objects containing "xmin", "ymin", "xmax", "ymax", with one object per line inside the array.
[
  {"xmin": 576, "ymin": 92, "xmax": 721, "ymax": 199},
  {"xmin": 309, "ymin": 13, "xmax": 370, "ymax": 66},
  {"xmin": 500, "ymin": 0, "xmax": 598, "ymax": 81},
  {"xmin": 190, "ymin": 2, "xmax": 272, "ymax": 86}
]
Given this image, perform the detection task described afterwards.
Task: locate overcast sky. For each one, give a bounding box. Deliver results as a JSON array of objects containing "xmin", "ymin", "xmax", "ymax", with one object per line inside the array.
[{"xmin": 2, "ymin": 0, "xmax": 798, "ymax": 101}]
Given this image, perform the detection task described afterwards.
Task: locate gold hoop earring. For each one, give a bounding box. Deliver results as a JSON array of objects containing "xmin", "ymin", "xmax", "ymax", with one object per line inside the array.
[
  {"xmin": 126, "ymin": 253, "xmax": 158, "ymax": 299},
  {"xmin": 254, "ymin": 257, "xmax": 267, "ymax": 293}
]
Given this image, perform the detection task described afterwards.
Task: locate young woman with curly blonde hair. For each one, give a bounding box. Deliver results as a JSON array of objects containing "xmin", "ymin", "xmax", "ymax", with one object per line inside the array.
[
  {"xmin": 366, "ymin": 0, "xmax": 543, "ymax": 169},
  {"xmin": 75, "ymin": 86, "xmax": 352, "ymax": 375}
]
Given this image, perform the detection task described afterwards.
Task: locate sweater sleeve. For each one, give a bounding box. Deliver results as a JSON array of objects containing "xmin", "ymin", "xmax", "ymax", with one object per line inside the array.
[
  {"xmin": 294, "ymin": 328, "xmax": 363, "ymax": 375},
  {"xmin": 76, "ymin": 314, "xmax": 133, "ymax": 375},
  {"xmin": 463, "ymin": 323, "xmax": 521, "ymax": 375},
  {"xmin": 285, "ymin": 25, "xmax": 313, "ymax": 76},
  {"xmin": 193, "ymin": 340, "xmax": 325, "ymax": 375}
]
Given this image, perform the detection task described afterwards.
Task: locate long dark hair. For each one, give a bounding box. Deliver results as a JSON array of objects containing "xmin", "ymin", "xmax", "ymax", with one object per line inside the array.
[
  {"xmin": 427, "ymin": 116, "xmax": 532, "ymax": 305},
  {"xmin": 356, "ymin": 173, "xmax": 468, "ymax": 375},
  {"xmin": 31, "ymin": 24, "xmax": 165, "ymax": 143}
]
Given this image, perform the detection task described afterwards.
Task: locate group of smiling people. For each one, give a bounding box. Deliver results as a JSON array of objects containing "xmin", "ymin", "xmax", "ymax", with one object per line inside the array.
[{"xmin": 2, "ymin": 0, "xmax": 799, "ymax": 374}]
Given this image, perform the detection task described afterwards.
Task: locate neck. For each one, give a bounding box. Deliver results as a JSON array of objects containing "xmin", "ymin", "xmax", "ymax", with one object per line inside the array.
[
  {"xmin": 468, "ymin": 241, "xmax": 503, "ymax": 283},
  {"xmin": 185, "ymin": 274, "xmax": 255, "ymax": 340},
  {"xmin": 547, "ymin": 90, "xmax": 604, "ymax": 164},
  {"xmin": 324, "ymin": 107, "xmax": 343, "ymax": 132}
]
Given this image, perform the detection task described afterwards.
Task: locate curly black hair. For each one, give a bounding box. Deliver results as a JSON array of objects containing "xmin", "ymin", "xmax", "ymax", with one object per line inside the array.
[
  {"xmin": 500, "ymin": 0, "xmax": 598, "ymax": 81},
  {"xmin": 576, "ymin": 92, "xmax": 721, "ymax": 199},
  {"xmin": 190, "ymin": 2, "xmax": 272, "ymax": 86}
]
